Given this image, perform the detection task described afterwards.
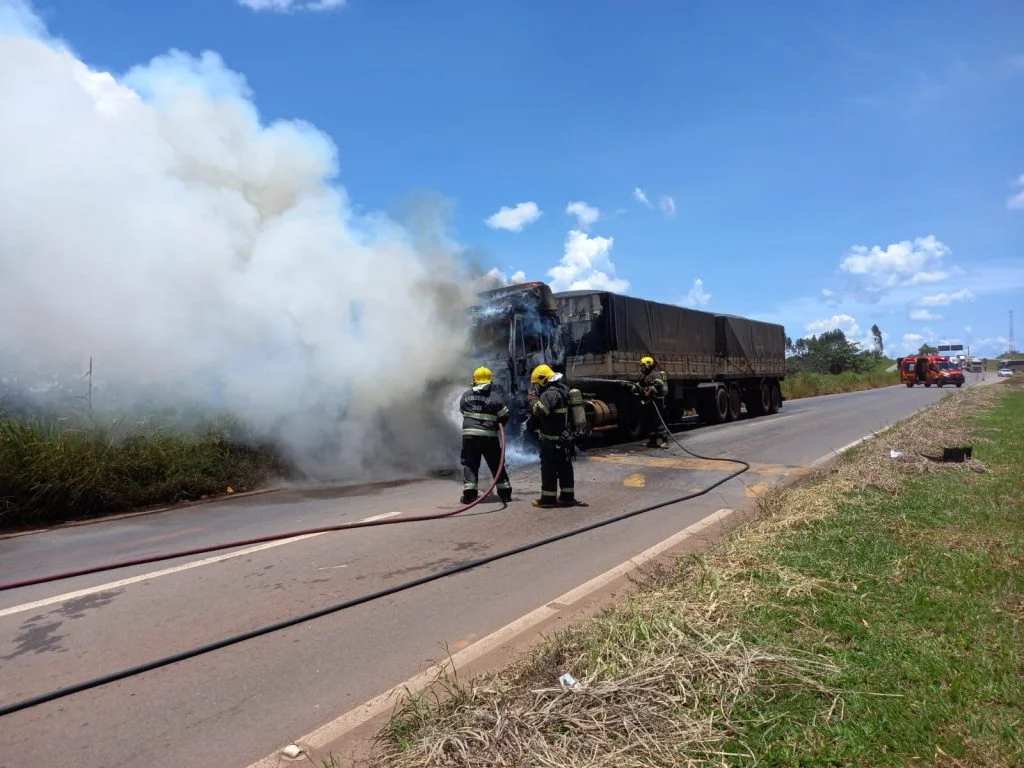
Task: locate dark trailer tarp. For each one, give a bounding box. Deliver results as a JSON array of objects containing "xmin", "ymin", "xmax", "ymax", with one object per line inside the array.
[
  {"xmin": 553, "ymin": 290, "xmax": 717, "ymax": 358},
  {"xmin": 714, "ymin": 315, "xmax": 787, "ymax": 360}
]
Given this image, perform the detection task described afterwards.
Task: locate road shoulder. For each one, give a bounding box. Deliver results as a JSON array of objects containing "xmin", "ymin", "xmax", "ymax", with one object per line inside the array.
[{"xmin": 348, "ymin": 380, "xmax": 1019, "ymax": 768}]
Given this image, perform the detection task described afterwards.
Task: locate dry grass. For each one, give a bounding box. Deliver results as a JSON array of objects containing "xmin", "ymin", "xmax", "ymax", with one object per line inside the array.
[
  {"xmin": 369, "ymin": 381, "xmax": 1013, "ymax": 768},
  {"xmin": 377, "ymin": 605, "xmax": 838, "ymax": 768}
]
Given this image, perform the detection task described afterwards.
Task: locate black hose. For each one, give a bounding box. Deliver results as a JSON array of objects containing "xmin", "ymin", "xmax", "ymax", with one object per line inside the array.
[
  {"xmin": 0, "ymin": 408, "xmax": 749, "ymax": 718},
  {"xmin": 0, "ymin": 426, "xmax": 510, "ymax": 593}
]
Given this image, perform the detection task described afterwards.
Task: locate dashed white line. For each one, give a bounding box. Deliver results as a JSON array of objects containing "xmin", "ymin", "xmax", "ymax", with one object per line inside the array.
[{"xmin": 0, "ymin": 511, "xmax": 404, "ymax": 619}]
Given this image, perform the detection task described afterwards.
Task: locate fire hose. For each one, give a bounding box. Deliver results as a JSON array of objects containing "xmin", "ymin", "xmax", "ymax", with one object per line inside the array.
[{"xmin": 0, "ymin": 411, "xmax": 750, "ymax": 718}]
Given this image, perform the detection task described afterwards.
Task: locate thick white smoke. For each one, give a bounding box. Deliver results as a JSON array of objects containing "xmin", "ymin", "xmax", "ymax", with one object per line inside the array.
[{"xmin": 0, "ymin": 1, "xmax": 486, "ymax": 479}]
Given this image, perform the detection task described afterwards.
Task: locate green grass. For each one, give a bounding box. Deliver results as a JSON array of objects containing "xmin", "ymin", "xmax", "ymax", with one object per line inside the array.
[
  {"xmin": 723, "ymin": 384, "xmax": 1024, "ymax": 767},
  {"xmin": 0, "ymin": 412, "xmax": 286, "ymax": 530},
  {"xmin": 782, "ymin": 367, "xmax": 901, "ymax": 400},
  {"xmin": 369, "ymin": 381, "xmax": 1023, "ymax": 768}
]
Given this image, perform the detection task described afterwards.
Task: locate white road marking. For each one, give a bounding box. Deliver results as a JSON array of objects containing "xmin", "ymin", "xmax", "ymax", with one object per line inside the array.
[
  {"xmin": 357, "ymin": 511, "xmax": 402, "ymax": 523},
  {"xmin": 248, "ymin": 430, "xmax": 891, "ymax": 766},
  {"xmin": 0, "ymin": 511, "xmax": 403, "ymax": 619},
  {"xmin": 246, "ymin": 507, "xmax": 740, "ymax": 768}
]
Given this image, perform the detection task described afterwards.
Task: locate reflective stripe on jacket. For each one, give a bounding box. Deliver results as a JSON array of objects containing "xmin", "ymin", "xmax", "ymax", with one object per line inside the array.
[
  {"xmin": 459, "ymin": 384, "xmax": 510, "ymax": 437},
  {"xmin": 530, "ymin": 381, "xmax": 569, "ymax": 440}
]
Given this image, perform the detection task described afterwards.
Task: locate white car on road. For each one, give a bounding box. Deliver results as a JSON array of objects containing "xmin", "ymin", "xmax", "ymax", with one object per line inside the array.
[{"xmin": 997, "ymin": 367, "xmax": 1014, "ymax": 378}]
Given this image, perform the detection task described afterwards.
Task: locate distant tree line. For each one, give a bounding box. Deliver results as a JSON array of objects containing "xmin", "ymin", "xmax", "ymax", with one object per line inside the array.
[{"xmin": 785, "ymin": 324, "xmax": 887, "ymax": 376}]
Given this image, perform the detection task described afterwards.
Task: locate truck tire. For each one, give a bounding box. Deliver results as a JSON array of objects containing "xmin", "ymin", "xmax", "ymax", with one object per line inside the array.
[
  {"xmin": 905, "ymin": 382, "xmax": 914, "ymax": 388},
  {"xmin": 726, "ymin": 385, "xmax": 741, "ymax": 422},
  {"xmin": 746, "ymin": 381, "xmax": 769, "ymax": 417},
  {"xmin": 713, "ymin": 387, "xmax": 729, "ymax": 423},
  {"xmin": 768, "ymin": 382, "xmax": 782, "ymax": 414},
  {"xmin": 699, "ymin": 386, "xmax": 729, "ymax": 425}
]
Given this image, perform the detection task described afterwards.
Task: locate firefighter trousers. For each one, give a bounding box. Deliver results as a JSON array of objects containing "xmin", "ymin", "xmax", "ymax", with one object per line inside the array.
[
  {"xmin": 538, "ymin": 439, "xmax": 575, "ymax": 506},
  {"xmin": 461, "ymin": 435, "xmax": 511, "ymax": 500},
  {"xmin": 643, "ymin": 398, "xmax": 669, "ymax": 446}
]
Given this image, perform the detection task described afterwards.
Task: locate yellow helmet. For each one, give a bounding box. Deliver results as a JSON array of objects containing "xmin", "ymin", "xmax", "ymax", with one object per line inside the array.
[
  {"xmin": 473, "ymin": 366, "xmax": 493, "ymax": 386},
  {"xmin": 530, "ymin": 364, "xmax": 555, "ymax": 386},
  {"xmin": 640, "ymin": 356, "xmax": 655, "ymax": 368}
]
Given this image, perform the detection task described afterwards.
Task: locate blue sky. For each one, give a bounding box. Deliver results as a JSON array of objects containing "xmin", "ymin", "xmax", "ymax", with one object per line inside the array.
[{"xmin": 18, "ymin": 0, "xmax": 1024, "ymax": 357}]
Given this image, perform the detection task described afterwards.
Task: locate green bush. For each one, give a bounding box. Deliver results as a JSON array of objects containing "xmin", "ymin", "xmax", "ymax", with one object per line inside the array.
[
  {"xmin": 781, "ymin": 369, "xmax": 900, "ymax": 400},
  {"xmin": 0, "ymin": 412, "xmax": 286, "ymax": 530}
]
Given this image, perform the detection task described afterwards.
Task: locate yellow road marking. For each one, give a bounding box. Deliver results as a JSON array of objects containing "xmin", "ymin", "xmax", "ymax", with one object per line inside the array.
[
  {"xmin": 623, "ymin": 473, "xmax": 646, "ymax": 489},
  {"xmin": 590, "ymin": 454, "xmax": 804, "ymax": 477},
  {"xmin": 744, "ymin": 481, "xmax": 775, "ymax": 498}
]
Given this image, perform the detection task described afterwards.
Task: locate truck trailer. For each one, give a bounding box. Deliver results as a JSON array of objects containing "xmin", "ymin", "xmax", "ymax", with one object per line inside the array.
[{"xmin": 467, "ymin": 281, "xmax": 787, "ymax": 439}]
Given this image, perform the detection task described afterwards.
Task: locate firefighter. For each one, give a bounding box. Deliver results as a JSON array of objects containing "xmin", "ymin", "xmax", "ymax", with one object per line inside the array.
[
  {"xmin": 634, "ymin": 355, "xmax": 669, "ymax": 449},
  {"xmin": 526, "ymin": 364, "xmax": 579, "ymax": 508},
  {"xmin": 459, "ymin": 366, "xmax": 513, "ymax": 504}
]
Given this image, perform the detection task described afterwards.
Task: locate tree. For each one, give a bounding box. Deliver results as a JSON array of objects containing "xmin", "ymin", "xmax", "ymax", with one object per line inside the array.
[
  {"xmin": 918, "ymin": 343, "xmax": 938, "ymax": 355},
  {"xmin": 870, "ymin": 324, "xmax": 884, "ymax": 357},
  {"xmin": 787, "ymin": 329, "xmax": 869, "ymax": 375}
]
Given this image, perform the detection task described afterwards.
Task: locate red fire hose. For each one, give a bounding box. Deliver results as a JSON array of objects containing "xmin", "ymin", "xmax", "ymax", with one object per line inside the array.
[{"xmin": 0, "ymin": 426, "xmax": 509, "ymax": 593}]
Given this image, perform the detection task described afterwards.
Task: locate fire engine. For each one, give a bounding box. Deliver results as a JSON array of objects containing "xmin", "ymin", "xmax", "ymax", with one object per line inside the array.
[{"xmin": 899, "ymin": 355, "xmax": 965, "ymax": 388}]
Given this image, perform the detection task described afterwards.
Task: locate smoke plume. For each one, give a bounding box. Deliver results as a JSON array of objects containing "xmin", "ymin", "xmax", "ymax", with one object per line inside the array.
[{"xmin": 0, "ymin": 0, "xmax": 485, "ymax": 479}]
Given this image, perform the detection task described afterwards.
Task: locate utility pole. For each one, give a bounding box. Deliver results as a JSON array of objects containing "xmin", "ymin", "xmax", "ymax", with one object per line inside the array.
[{"xmin": 1011, "ymin": 310, "xmax": 1016, "ymax": 355}]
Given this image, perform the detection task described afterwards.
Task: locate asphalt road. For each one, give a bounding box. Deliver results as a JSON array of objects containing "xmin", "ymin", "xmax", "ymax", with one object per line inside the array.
[{"xmin": 0, "ymin": 377, "xmax": 994, "ymax": 768}]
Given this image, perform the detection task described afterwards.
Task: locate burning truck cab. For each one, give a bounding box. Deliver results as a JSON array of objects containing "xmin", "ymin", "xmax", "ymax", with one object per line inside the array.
[{"xmin": 468, "ymin": 282, "xmax": 567, "ymax": 432}]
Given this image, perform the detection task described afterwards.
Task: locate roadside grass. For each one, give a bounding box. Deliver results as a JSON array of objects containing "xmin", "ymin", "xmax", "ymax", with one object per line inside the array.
[
  {"xmin": 0, "ymin": 411, "xmax": 287, "ymax": 530},
  {"xmin": 369, "ymin": 379, "xmax": 1022, "ymax": 768},
  {"xmin": 782, "ymin": 367, "xmax": 901, "ymax": 400}
]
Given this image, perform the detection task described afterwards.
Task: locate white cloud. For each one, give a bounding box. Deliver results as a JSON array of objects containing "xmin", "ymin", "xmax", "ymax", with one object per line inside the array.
[
  {"xmin": 909, "ymin": 308, "xmax": 942, "ymax": 321},
  {"xmin": 919, "ymin": 288, "xmax": 974, "ymax": 306},
  {"xmin": 547, "ymin": 230, "xmax": 628, "ymax": 293},
  {"xmin": 565, "ymin": 201, "xmax": 600, "ymax": 230},
  {"xmin": 806, "ymin": 314, "xmax": 861, "ymax": 337},
  {"xmin": 680, "ymin": 278, "xmax": 711, "ymax": 307},
  {"xmin": 1007, "ymin": 173, "xmax": 1024, "ymax": 210},
  {"xmin": 659, "ymin": 195, "xmax": 677, "ymax": 218},
  {"xmin": 633, "ymin": 187, "xmax": 651, "ymax": 208},
  {"xmin": 478, "ymin": 267, "xmax": 527, "ymax": 290},
  {"xmin": 238, "ymin": 0, "xmax": 347, "ymax": 11},
  {"xmin": 975, "ymin": 336, "xmax": 1010, "ymax": 354},
  {"xmin": 815, "ymin": 288, "xmax": 839, "ymax": 307},
  {"xmin": 484, "ymin": 201, "xmax": 542, "ymax": 232},
  {"xmin": 838, "ymin": 235, "xmax": 952, "ymax": 293}
]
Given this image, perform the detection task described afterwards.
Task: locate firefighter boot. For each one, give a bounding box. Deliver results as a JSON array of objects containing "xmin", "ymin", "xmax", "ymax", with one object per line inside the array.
[
  {"xmin": 498, "ymin": 488, "xmax": 513, "ymax": 503},
  {"xmin": 460, "ymin": 490, "xmax": 479, "ymax": 505}
]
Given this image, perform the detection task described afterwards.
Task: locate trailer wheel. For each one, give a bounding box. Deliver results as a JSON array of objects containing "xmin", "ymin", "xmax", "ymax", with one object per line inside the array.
[
  {"xmin": 726, "ymin": 385, "xmax": 741, "ymax": 422},
  {"xmin": 713, "ymin": 387, "xmax": 730, "ymax": 423},
  {"xmin": 768, "ymin": 382, "xmax": 782, "ymax": 414},
  {"xmin": 745, "ymin": 381, "xmax": 769, "ymax": 417},
  {"xmin": 698, "ymin": 387, "xmax": 728, "ymax": 425}
]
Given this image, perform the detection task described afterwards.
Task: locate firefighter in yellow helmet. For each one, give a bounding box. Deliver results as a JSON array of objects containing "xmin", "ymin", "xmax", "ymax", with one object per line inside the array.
[
  {"xmin": 633, "ymin": 355, "xmax": 669, "ymax": 449},
  {"xmin": 458, "ymin": 366, "xmax": 513, "ymax": 504},
  {"xmin": 525, "ymin": 364, "xmax": 580, "ymax": 507}
]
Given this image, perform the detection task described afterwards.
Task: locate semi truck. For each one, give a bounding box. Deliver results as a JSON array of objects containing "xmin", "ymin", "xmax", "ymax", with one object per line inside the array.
[{"xmin": 467, "ymin": 281, "xmax": 787, "ymax": 440}]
